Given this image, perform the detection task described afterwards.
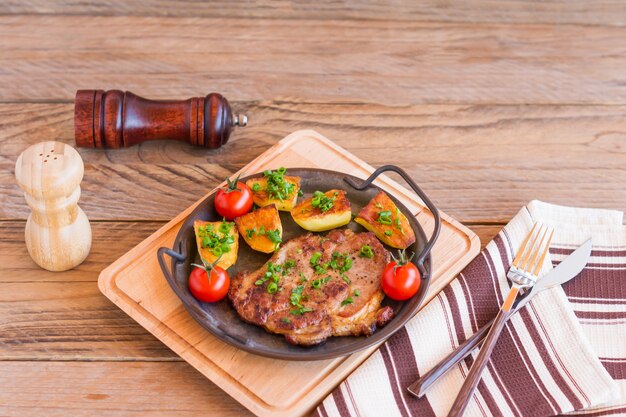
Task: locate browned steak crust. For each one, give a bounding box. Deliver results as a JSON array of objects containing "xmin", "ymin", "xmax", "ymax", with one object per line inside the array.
[{"xmin": 228, "ymin": 229, "xmax": 394, "ymax": 346}]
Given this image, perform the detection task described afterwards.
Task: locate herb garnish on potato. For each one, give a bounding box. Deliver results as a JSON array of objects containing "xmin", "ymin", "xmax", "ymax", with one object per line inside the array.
[
  {"xmin": 290, "ymin": 189, "xmax": 351, "ymax": 232},
  {"xmin": 235, "ymin": 204, "xmax": 283, "ymax": 253},
  {"xmin": 193, "ymin": 219, "xmax": 239, "ymax": 269},
  {"xmin": 245, "ymin": 167, "xmax": 301, "ymax": 211},
  {"xmin": 354, "ymin": 192, "xmax": 415, "ymax": 249}
]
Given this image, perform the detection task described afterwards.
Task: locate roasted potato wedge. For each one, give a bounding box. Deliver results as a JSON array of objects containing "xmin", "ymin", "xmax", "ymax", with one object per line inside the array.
[
  {"xmin": 245, "ymin": 173, "xmax": 301, "ymax": 211},
  {"xmin": 193, "ymin": 219, "xmax": 239, "ymax": 269},
  {"xmin": 354, "ymin": 192, "xmax": 416, "ymax": 249},
  {"xmin": 234, "ymin": 204, "xmax": 283, "ymax": 253},
  {"xmin": 291, "ymin": 189, "xmax": 351, "ymax": 232}
]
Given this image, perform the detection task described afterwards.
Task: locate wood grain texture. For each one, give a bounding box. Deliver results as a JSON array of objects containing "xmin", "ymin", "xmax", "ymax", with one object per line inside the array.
[
  {"xmin": 1, "ymin": 16, "xmax": 626, "ymax": 104},
  {"xmin": 0, "ymin": 221, "xmax": 177, "ymax": 360},
  {"xmin": 0, "ymin": 361, "xmax": 253, "ymax": 417},
  {"xmin": 2, "ymin": 102, "xmax": 625, "ymax": 223},
  {"xmin": 1, "ymin": 0, "xmax": 624, "ymax": 27},
  {"xmin": 0, "ymin": 280, "xmax": 178, "ymax": 360},
  {"xmin": 0, "ymin": 221, "xmax": 162, "ymax": 283}
]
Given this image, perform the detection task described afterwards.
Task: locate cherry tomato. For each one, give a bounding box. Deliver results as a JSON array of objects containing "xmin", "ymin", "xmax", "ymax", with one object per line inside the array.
[
  {"xmin": 188, "ymin": 265, "xmax": 230, "ymax": 303},
  {"xmin": 214, "ymin": 176, "xmax": 253, "ymax": 220},
  {"xmin": 381, "ymin": 254, "xmax": 421, "ymax": 301}
]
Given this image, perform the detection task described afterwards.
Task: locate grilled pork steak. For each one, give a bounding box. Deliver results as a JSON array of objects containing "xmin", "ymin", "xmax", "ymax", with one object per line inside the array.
[{"xmin": 228, "ymin": 229, "xmax": 394, "ymax": 345}]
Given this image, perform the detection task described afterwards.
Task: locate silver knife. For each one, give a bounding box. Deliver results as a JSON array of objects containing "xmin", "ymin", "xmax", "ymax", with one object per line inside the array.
[{"xmin": 407, "ymin": 239, "xmax": 592, "ymax": 398}]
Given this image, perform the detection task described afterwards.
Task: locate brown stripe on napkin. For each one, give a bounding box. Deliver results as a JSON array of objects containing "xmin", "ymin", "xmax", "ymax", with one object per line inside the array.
[
  {"xmin": 550, "ymin": 240, "xmax": 626, "ymax": 416},
  {"xmin": 316, "ymin": 202, "xmax": 619, "ymax": 417}
]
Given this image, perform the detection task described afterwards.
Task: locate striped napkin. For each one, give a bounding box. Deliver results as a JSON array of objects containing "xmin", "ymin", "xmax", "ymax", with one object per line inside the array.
[{"xmin": 314, "ymin": 201, "xmax": 624, "ymax": 417}]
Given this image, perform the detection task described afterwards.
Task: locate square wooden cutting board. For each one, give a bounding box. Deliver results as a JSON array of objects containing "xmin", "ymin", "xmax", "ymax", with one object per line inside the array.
[{"xmin": 98, "ymin": 129, "xmax": 480, "ymax": 417}]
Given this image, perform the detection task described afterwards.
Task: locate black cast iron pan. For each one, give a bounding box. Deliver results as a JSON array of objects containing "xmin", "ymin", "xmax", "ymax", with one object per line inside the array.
[{"xmin": 157, "ymin": 165, "xmax": 441, "ymax": 361}]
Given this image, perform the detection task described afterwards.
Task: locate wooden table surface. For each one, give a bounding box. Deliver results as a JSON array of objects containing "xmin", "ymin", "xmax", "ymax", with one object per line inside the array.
[{"xmin": 1, "ymin": 2, "xmax": 625, "ymax": 416}]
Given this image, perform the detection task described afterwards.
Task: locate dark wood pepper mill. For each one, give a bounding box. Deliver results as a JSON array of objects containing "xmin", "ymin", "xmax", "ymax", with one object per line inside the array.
[{"xmin": 74, "ymin": 90, "xmax": 247, "ymax": 149}]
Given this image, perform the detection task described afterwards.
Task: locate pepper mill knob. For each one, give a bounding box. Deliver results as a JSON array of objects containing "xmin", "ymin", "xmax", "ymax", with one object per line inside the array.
[
  {"xmin": 15, "ymin": 141, "xmax": 92, "ymax": 271},
  {"xmin": 74, "ymin": 90, "xmax": 247, "ymax": 149}
]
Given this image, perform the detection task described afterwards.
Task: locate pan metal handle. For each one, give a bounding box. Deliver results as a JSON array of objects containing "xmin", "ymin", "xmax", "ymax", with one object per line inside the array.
[{"xmin": 157, "ymin": 246, "xmax": 187, "ymax": 285}]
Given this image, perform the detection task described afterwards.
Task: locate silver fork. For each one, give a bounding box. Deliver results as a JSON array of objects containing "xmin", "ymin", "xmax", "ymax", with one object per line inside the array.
[{"xmin": 447, "ymin": 223, "xmax": 554, "ymax": 417}]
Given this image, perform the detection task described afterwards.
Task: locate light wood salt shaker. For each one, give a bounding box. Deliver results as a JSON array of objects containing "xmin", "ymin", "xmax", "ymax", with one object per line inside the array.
[{"xmin": 15, "ymin": 141, "xmax": 92, "ymax": 271}]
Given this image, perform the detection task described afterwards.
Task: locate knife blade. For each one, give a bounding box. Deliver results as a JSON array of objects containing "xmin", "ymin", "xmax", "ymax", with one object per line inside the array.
[
  {"xmin": 407, "ymin": 238, "xmax": 592, "ymax": 398},
  {"xmin": 512, "ymin": 238, "xmax": 592, "ymax": 313}
]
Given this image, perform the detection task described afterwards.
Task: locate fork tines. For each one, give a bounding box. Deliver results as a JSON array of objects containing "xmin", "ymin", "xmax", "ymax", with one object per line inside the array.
[{"xmin": 509, "ymin": 223, "xmax": 554, "ymax": 286}]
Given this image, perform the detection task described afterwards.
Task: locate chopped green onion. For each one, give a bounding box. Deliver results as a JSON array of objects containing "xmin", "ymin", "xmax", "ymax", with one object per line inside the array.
[
  {"xmin": 246, "ymin": 228, "xmax": 256, "ymax": 239},
  {"xmin": 354, "ymin": 289, "xmax": 361, "ymax": 297},
  {"xmin": 290, "ymin": 306, "xmax": 314, "ymax": 315},
  {"xmin": 311, "ymin": 190, "xmax": 336, "ymax": 212},
  {"xmin": 341, "ymin": 297, "xmax": 354, "ymax": 306},
  {"xmin": 259, "ymin": 261, "xmax": 286, "ymax": 289},
  {"xmin": 341, "ymin": 275, "xmax": 351, "ymax": 285},
  {"xmin": 360, "ymin": 245, "xmax": 374, "ymax": 258},
  {"xmin": 266, "ymin": 229, "xmax": 282, "ymax": 250},
  {"xmin": 299, "ymin": 272, "xmax": 308, "ymax": 282},
  {"xmin": 290, "ymin": 285, "xmax": 304, "ymax": 306},
  {"xmin": 375, "ymin": 202, "xmax": 384, "ymax": 209},
  {"xmin": 282, "ymin": 317, "xmax": 291, "ymax": 324},
  {"xmin": 284, "ymin": 259, "xmax": 296, "ymax": 270},
  {"xmin": 219, "ymin": 221, "xmax": 232, "ymax": 234},
  {"xmin": 377, "ymin": 210, "xmax": 393, "ymax": 225},
  {"xmin": 252, "ymin": 183, "xmax": 261, "ymax": 192},
  {"xmin": 310, "ymin": 252, "xmax": 322, "ymax": 266},
  {"xmin": 340, "ymin": 257, "xmax": 352, "ymax": 272},
  {"xmin": 311, "ymin": 278, "xmax": 322, "ymax": 289},
  {"xmin": 267, "ymin": 282, "xmax": 278, "ymax": 293},
  {"xmin": 198, "ymin": 222, "xmax": 235, "ymax": 257},
  {"xmin": 394, "ymin": 207, "xmax": 406, "ymax": 235},
  {"xmin": 384, "ymin": 230, "xmax": 393, "ymax": 236},
  {"xmin": 262, "ymin": 168, "xmax": 295, "ymax": 201}
]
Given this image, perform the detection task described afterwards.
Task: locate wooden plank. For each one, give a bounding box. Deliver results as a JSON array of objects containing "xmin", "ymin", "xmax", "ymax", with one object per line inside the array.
[
  {"xmin": 0, "ymin": 279, "xmax": 178, "ymax": 360},
  {"xmin": 2, "ymin": 103, "xmax": 626, "ymax": 223},
  {"xmin": 1, "ymin": 0, "xmax": 624, "ymax": 27},
  {"xmin": 472, "ymin": 224, "xmax": 501, "ymax": 249},
  {"xmin": 0, "ymin": 221, "xmax": 165, "ymax": 283},
  {"xmin": 0, "ymin": 361, "xmax": 254, "ymax": 417},
  {"xmin": 0, "ymin": 220, "xmax": 178, "ymax": 360},
  {"xmin": 1, "ymin": 16, "xmax": 626, "ymax": 104},
  {"xmin": 0, "ymin": 219, "xmax": 496, "ymax": 360}
]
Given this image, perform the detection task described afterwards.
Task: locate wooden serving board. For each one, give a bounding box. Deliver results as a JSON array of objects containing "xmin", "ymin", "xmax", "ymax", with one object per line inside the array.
[{"xmin": 98, "ymin": 130, "xmax": 480, "ymax": 417}]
